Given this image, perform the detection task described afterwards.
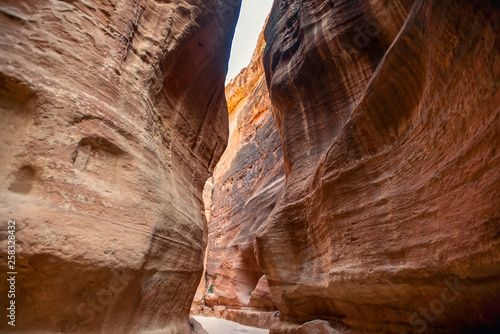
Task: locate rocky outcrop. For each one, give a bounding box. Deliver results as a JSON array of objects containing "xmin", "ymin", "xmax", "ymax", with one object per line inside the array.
[
  {"xmin": 0, "ymin": 0, "xmax": 240, "ymax": 332},
  {"xmin": 260, "ymin": 0, "xmax": 500, "ymax": 333},
  {"xmin": 201, "ymin": 31, "xmax": 282, "ymax": 328}
]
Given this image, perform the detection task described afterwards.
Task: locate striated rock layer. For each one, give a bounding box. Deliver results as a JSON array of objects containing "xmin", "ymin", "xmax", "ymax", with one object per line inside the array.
[
  {"xmin": 201, "ymin": 31, "xmax": 282, "ymax": 328},
  {"xmin": 260, "ymin": 0, "xmax": 500, "ymax": 333},
  {"xmin": 0, "ymin": 0, "xmax": 240, "ymax": 332}
]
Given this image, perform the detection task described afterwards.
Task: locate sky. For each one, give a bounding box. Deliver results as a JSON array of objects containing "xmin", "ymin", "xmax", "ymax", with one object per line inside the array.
[{"xmin": 226, "ymin": 0, "xmax": 275, "ymax": 82}]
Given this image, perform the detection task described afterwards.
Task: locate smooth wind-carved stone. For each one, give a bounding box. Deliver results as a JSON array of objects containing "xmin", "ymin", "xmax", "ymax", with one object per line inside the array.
[
  {"xmin": 261, "ymin": 0, "xmax": 500, "ymax": 333},
  {"xmin": 0, "ymin": 0, "xmax": 240, "ymax": 332}
]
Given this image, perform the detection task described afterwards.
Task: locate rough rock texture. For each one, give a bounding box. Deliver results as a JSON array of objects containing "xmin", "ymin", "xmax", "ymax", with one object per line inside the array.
[
  {"xmin": 273, "ymin": 320, "xmax": 343, "ymax": 334},
  {"xmin": 0, "ymin": 0, "xmax": 240, "ymax": 332},
  {"xmin": 202, "ymin": 31, "xmax": 282, "ymax": 328},
  {"xmin": 191, "ymin": 177, "xmax": 215, "ymax": 315},
  {"xmin": 203, "ymin": 177, "xmax": 215, "ymax": 222},
  {"xmin": 260, "ymin": 0, "xmax": 500, "ymax": 333}
]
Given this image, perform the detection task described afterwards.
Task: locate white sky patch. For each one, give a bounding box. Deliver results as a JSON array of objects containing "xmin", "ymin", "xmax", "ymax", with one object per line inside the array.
[{"xmin": 226, "ymin": 0, "xmax": 274, "ymax": 82}]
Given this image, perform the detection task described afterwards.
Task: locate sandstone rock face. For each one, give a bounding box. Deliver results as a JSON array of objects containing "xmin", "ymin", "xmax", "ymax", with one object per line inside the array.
[
  {"xmin": 260, "ymin": 0, "xmax": 500, "ymax": 333},
  {"xmin": 0, "ymin": 0, "xmax": 240, "ymax": 332},
  {"xmin": 191, "ymin": 177, "xmax": 215, "ymax": 315},
  {"xmin": 203, "ymin": 31, "xmax": 282, "ymax": 328}
]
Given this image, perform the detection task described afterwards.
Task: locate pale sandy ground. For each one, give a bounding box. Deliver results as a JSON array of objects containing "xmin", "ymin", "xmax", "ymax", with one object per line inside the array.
[{"xmin": 192, "ymin": 316, "xmax": 269, "ymax": 334}]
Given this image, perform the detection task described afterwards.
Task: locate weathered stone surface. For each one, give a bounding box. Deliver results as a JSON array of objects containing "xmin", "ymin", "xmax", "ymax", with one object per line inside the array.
[
  {"xmin": 260, "ymin": 0, "xmax": 500, "ymax": 333},
  {"xmin": 214, "ymin": 305, "xmax": 228, "ymax": 318},
  {"xmin": 225, "ymin": 308, "xmax": 278, "ymax": 329},
  {"xmin": 191, "ymin": 178, "xmax": 213, "ymax": 316},
  {"xmin": 203, "ymin": 30, "xmax": 281, "ymax": 328},
  {"xmin": 0, "ymin": 0, "xmax": 240, "ymax": 332},
  {"xmin": 203, "ymin": 177, "xmax": 215, "ymax": 222},
  {"xmin": 271, "ymin": 320, "xmax": 343, "ymax": 334},
  {"xmin": 203, "ymin": 306, "xmax": 215, "ymax": 318}
]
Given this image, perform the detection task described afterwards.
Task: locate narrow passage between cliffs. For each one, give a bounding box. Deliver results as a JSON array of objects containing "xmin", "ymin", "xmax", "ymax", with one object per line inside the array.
[{"xmin": 190, "ymin": 0, "xmax": 277, "ymax": 333}]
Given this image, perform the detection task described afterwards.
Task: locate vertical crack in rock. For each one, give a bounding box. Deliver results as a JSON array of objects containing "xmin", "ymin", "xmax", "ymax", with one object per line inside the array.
[{"xmin": 191, "ymin": 27, "xmax": 283, "ymax": 329}]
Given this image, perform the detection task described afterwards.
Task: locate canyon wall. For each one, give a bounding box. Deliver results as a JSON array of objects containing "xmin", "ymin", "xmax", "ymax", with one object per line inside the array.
[
  {"xmin": 0, "ymin": 0, "xmax": 240, "ymax": 332},
  {"xmin": 260, "ymin": 0, "xmax": 500, "ymax": 333},
  {"xmin": 199, "ymin": 31, "xmax": 282, "ymax": 328}
]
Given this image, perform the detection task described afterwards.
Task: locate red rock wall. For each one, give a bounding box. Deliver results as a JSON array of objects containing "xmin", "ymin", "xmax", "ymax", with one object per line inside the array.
[
  {"xmin": 260, "ymin": 0, "xmax": 500, "ymax": 333},
  {"xmin": 202, "ymin": 31, "xmax": 281, "ymax": 328},
  {"xmin": 0, "ymin": 0, "xmax": 240, "ymax": 332}
]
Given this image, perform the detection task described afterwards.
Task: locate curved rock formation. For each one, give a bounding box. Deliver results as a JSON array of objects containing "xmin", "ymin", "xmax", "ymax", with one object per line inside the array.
[
  {"xmin": 0, "ymin": 0, "xmax": 240, "ymax": 332},
  {"xmin": 260, "ymin": 0, "xmax": 500, "ymax": 333},
  {"xmin": 202, "ymin": 31, "xmax": 282, "ymax": 328}
]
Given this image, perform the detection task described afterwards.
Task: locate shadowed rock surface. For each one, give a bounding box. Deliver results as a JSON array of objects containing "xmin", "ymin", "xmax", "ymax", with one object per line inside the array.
[
  {"xmin": 197, "ymin": 30, "xmax": 282, "ymax": 328},
  {"xmin": 260, "ymin": 0, "xmax": 500, "ymax": 333},
  {"xmin": 0, "ymin": 0, "xmax": 240, "ymax": 332}
]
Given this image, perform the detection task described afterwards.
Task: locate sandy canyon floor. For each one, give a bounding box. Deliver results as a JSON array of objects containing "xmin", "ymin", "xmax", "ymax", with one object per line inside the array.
[{"xmin": 193, "ymin": 316, "xmax": 269, "ymax": 334}]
